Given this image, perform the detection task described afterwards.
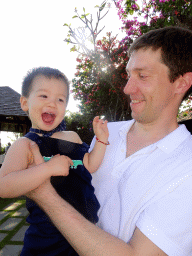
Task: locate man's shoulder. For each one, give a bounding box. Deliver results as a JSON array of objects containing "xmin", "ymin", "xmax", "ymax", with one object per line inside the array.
[{"xmin": 107, "ymin": 120, "xmax": 134, "ymax": 138}]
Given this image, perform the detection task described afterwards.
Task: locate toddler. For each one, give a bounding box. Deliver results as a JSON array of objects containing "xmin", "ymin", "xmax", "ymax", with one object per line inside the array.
[{"xmin": 0, "ymin": 67, "xmax": 109, "ymax": 255}]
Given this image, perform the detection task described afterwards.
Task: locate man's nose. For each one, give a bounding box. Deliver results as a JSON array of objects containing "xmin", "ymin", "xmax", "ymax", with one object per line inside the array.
[{"xmin": 123, "ymin": 77, "xmax": 137, "ymax": 95}]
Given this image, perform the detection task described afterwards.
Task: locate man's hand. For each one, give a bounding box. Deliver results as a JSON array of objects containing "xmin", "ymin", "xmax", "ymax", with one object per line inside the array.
[{"xmin": 28, "ymin": 141, "xmax": 45, "ymax": 167}]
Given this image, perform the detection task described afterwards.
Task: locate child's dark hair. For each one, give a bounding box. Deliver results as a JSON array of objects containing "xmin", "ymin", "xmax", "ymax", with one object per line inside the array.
[
  {"xmin": 128, "ymin": 26, "xmax": 192, "ymax": 101},
  {"xmin": 22, "ymin": 67, "xmax": 70, "ymax": 103}
]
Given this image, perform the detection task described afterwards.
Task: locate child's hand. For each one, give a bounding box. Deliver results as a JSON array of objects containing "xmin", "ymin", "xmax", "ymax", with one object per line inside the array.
[
  {"xmin": 93, "ymin": 116, "xmax": 109, "ymax": 144},
  {"xmin": 29, "ymin": 141, "xmax": 73, "ymax": 177},
  {"xmin": 46, "ymin": 154, "xmax": 73, "ymax": 177}
]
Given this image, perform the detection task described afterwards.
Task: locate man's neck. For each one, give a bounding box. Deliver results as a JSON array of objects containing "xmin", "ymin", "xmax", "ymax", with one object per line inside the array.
[
  {"xmin": 126, "ymin": 118, "xmax": 179, "ymax": 157},
  {"xmin": 132, "ymin": 118, "xmax": 179, "ymax": 141}
]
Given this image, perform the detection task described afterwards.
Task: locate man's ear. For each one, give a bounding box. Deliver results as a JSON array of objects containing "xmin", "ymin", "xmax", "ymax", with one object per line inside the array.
[
  {"xmin": 20, "ymin": 96, "xmax": 29, "ymax": 112},
  {"xmin": 176, "ymin": 72, "xmax": 192, "ymax": 95}
]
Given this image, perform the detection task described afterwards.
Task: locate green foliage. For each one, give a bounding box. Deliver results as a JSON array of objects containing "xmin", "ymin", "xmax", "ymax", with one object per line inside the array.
[
  {"xmin": 116, "ymin": 0, "xmax": 192, "ymax": 38},
  {"xmin": 0, "ymin": 147, "xmax": 5, "ymax": 155},
  {"xmin": 183, "ymin": 112, "xmax": 188, "ymax": 117},
  {"xmin": 65, "ymin": 112, "xmax": 94, "ymax": 145}
]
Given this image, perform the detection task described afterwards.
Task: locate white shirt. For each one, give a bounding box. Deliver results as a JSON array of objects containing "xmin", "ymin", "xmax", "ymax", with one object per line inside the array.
[{"xmin": 90, "ymin": 120, "xmax": 192, "ymax": 256}]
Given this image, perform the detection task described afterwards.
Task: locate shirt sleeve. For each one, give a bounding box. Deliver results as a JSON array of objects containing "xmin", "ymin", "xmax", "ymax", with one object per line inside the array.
[{"xmin": 136, "ymin": 175, "xmax": 192, "ymax": 256}]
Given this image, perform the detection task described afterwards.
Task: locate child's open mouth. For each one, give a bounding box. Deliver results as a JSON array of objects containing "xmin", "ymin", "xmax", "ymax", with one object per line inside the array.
[{"xmin": 42, "ymin": 112, "xmax": 56, "ymax": 125}]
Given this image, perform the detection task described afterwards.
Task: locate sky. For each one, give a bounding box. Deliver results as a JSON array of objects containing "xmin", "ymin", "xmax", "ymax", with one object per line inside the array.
[{"xmin": 0, "ymin": 0, "xmax": 125, "ymax": 146}]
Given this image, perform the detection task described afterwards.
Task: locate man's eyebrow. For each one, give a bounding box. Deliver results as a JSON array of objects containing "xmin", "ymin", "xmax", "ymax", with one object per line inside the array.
[{"xmin": 126, "ymin": 67, "xmax": 154, "ymax": 73}]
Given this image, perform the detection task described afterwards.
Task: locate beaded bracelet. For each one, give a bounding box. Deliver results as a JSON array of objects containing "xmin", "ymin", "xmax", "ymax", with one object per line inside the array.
[{"xmin": 96, "ymin": 137, "xmax": 110, "ymax": 145}]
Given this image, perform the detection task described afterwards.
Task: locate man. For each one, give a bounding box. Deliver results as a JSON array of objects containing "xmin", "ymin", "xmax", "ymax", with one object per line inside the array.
[{"xmin": 28, "ymin": 26, "xmax": 192, "ymax": 255}]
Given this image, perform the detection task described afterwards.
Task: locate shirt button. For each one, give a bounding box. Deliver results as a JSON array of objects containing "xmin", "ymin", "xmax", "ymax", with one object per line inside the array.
[{"xmin": 121, "ymin": 149, "xmax": 124, "ymax": 152}]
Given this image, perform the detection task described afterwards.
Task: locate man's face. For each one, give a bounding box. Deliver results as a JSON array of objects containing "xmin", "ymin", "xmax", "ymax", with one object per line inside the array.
[{"xmin": 124, "ymin": 48, "xmax": 177, "ymax": 124}]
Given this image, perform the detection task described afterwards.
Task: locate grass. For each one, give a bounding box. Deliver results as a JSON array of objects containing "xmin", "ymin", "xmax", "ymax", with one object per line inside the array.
[
  {"xmin": 0, "ymin": 197, "xmax": 28, "ymax": 250},
  {"xmin": 0, "ymin": 198, "xmax": 16, "ymax": 211}
]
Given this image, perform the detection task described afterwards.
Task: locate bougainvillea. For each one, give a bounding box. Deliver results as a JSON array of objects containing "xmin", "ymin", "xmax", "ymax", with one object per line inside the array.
[
  {"xmin": 114, "ymin": 0, "xmax": 192, "ymax": 111},
  {"xmin": 72, "ymin": 32, "xmax": 132, "ymax": 121},
  {"xmin": 115, "ymin": 0, "xmax": 192, "ymax": 42}
]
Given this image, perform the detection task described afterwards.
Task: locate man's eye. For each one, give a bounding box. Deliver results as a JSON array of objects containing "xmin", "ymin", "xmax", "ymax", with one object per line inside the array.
[{"xmin": 139, "ymin": 74, "xmax": 147, "ymax": 79}]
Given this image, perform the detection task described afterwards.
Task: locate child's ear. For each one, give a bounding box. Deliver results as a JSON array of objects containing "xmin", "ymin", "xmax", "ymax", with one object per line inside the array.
[{"xmin": 20, "ymin": 96, "xmax": 29, "ymax": 112}]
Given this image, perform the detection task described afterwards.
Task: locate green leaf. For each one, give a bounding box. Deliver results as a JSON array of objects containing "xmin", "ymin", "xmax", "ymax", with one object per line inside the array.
[
  {"xmin": 72, "ymin": 15, "xmax": 78, "ymax": 19},
  {"xmin": 83, "ymin": 7, "xmax": 85, "ymax": 12},
  {"xmin": 135, "ymin": 3, "xmax": 140, "ymax": 10},
  {"xmin": 99, "ymin": 2, "xmax": 106, "ymax": 11},
  {"xmin": 70, "ymin": 46, "xmax": 77, "ymax": 52},
  {"xmin": 129, "ymin": 9, "xmax": 134, "ymax": 15},
  {"xmin": 63, "ymin": 23, "xmax": 69, "ymax": 26}
]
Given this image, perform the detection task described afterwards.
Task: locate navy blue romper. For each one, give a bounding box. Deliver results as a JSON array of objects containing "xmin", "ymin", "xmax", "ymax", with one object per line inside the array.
[{"xmin": 21, "ymin": 132, "xmax": 100, "ymax": 256}]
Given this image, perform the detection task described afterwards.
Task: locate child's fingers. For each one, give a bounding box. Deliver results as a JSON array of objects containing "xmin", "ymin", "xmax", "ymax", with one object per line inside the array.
[
  {"xmin": 98, "ymin": 119, "xmax": 108, "ymax": 127},
  {"xmin": 93, "ymin": 116, "xmax": 100, "ymax": 123},
  {"xmin": 30, "ymin": 141, "xmax": 44, "ymax": 165},
  {"xmin": 52, "ymin": 154, "xmax": 60, "ymax": 158},
  {"xmin": 102, "ymin": 120, "xmax": 108, "ymax": 125},
  {"xmin": 67, "ymin": 157, "xmax": 74, "ymax": 166},
  {"xmin": 52, "ymin": 155, "xmax": 73, "ymax": 166}
]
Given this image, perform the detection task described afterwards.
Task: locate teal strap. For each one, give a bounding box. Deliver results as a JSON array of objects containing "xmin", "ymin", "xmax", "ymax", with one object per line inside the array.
[
  {"xmin": 71, "ymin": 160, "xmax": 83, "ymax": 169},
  {"xmin": 43, "ymin": 156, "xmax": 52, "ymax": 162},
  {"xmin": 43, "ymin": 156, "xmax": 83, "ymax": 169}
]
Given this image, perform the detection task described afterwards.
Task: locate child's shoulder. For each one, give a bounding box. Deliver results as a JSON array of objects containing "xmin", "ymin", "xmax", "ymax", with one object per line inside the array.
[
  {"xmin": 9, "ymin": 137, "xmax": 32, "ymax": 158},
  {"xmin": 1, "ymin": 137, "xmax": 33, "ymax": 171},
  {"xmin": 11, "ymin": 136, "xmax": 31, "ymax": 151},
  {"xmin": 52, "ymin": 131, "xmax": 83, "ymax": 144}
]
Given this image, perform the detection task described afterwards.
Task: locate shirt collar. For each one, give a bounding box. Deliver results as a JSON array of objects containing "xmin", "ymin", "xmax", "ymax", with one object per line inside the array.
[
  {"xmin": 119, "ymin": 119, "xmax": 135, "ymax": 141},
  {"xmin": 119, "ymin": 120, "xmax": 191, "ymax": 154},
  {"xmin": 157, "ymin": 124, "xmax": 191, "ymax": 154}
]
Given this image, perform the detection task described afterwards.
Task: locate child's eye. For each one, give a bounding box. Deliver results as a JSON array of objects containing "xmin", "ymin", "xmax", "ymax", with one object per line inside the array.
[
  {"xmin": 40, "ymin": 95, "xmax": 47, "ymax": 98},
  {"xmin": 59, "ymin": 98, "xmax": 64, "ymax": 103}
]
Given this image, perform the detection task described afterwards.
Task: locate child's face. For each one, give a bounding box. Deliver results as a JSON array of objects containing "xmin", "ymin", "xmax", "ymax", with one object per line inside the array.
[{"xmin": 20, "ymin": 75, "xmax": 68, "ymax": 131}]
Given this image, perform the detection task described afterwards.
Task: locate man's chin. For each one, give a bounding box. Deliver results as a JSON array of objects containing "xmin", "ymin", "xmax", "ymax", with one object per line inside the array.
[{"xmin": 131, "ymin": 113, "xmax": 148, "ymax": 124}]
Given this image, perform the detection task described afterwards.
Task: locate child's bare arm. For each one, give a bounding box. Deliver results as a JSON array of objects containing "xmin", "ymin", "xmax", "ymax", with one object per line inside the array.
[
  {"xmin": 0, "ymin": 138, "xmax": 72, "ymax": 198},
  {"xmin": 83, "ymin": 116, "xmax": 109, "ymax": 173}
]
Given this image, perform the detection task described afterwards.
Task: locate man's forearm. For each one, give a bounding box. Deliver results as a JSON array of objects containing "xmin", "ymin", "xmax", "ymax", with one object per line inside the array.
[{"xmin": 32, "ymin": 184, "xmax": 134, "ymax": 256}]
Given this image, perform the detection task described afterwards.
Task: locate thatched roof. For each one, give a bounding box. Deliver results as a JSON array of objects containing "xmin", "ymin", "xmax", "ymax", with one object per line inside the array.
[
  {"xmin": 0, "ymin": 86, "xmax": 27, "ymax": 116},
  {"xmin": 0, "ymin": 86, "xmax": 31, "ymax": 133}
]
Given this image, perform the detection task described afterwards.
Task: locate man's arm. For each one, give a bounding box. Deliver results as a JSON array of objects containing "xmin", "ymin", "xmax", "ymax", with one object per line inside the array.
[{"xmin": 28, "ymin": 142, "xmax": 167, "ymax": 256}]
